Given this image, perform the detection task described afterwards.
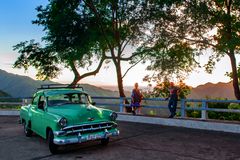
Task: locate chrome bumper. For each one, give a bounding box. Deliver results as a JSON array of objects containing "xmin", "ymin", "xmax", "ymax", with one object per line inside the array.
[{"xmin": 53, "ymin": 129, "xmax": 119, "ymax": 145}]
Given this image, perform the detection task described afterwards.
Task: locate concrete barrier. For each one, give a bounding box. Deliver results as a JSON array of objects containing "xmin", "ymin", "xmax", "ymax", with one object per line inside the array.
[
  {"xmin": 1, "ymin": 110, "xmax": 240, "ymax": 134},
  {"xmin": 0, "ymin": 110, "xmax": 20, "ymax": 116},
  {"xmin": 118, "ymin": 114, "xmax": 240, "ymax": 134}
]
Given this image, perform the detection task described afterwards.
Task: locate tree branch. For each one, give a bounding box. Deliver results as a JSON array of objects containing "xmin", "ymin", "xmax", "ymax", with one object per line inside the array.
[
  {"xmin": 79, "ymin": 54, "xmax": 106, "ymax": 80},
  {"xmin": 165, "ymin": 28, "xmax": 217, "ymax": 48},
  {"xmin": 83, "ymin": 0, "xmax": 117, "ymax": 65},
  {"xmin": 183, "ymin": 37, "xmax": 217, "ymax": 48},
  {"xmin": 122, "ymin": 55, "xmax": 146, "ymax": 79},
  {"xmin": 105, "ymin": 51, "xmax": 144, "ymax": 61}
]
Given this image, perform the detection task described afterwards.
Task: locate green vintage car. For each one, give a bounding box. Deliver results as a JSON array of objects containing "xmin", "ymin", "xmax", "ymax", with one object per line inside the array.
[{"xmin": 20, "ymin": 84, "xmax": 119, "ymax": 154}]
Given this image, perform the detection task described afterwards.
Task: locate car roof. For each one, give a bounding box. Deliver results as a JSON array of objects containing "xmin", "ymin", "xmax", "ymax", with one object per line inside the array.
[{"xmin": 35, "ymin": 89, "xmax": 88, "ymax": 97}]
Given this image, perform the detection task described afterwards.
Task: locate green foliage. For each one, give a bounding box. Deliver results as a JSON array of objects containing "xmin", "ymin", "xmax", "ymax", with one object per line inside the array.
[
  {"xmin": 0, "ymin": 105, "xmax": 21, "ymax": 110},
  {"xmin": 207, "ymin": 98, "xmax": 230, "ymax": 120},
  {"xmin": 208, "ymin": 99, "xmax": 229, "ymax": 109},
  {"xmin": 142, "ymin": 0, "xmax": 240, "ymax": 99},
  {"xmin": 143, "ymin": 80, "xmax": 191, "ymax": 99},
  {"xmin": 13, "ymin": 0, "xmax": 106, "ymax": 81},
  {"xmin": 227, "ymin": 103, "xmax": 240, "ymax": 120},
  {"xmin": 208, "ymin": 102, "xmax": 240, "ymax": 121},
  {"xmin": 189, "ymin": 111, "xmax": 201, "ymax": 118},
  {"xmin": 13, "ymin": 40, "xmax": 60, "ymax": 80},
  {"xmin": 228, "ymin": 103, "xmax": 240, "ymax": 109},
  {"xmin": 0, "ymin": 98, "xmax": 21, "ymax": 102},
  {"xmin": 186, "ymin": 103, "xmax": 201, "ymax": 118},
  {"xmin": 148, "ymin": 110, "xmax": 157, "ymax": 116},
  {"xmin": 183, "ymin": 1, "xmax": 240, "ymax": 98},
  {"xmin": 75, "ymin": 0, "xmax": 188, "ymax": 96},
  {"xmin": 186, "ymin": 98, "xmax": 240, "ymax": 121},
  {"xmin": 34, "ymin": 0, "xmax": 104, "ymax": 62},
  {"xmin": 139, "ymin": 42, "xmax": 198, "ymax": 80},
  {"xmin": 225, "ymin": 64, "xmax": 240, "ymax": 82}
]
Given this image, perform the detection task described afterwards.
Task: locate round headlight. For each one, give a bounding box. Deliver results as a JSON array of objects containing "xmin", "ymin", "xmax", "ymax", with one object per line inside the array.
[
  {"xmin": 110, "ymin": 112, "xmax": 118, "ymax": 121},
  {"xmin": 58, "ymin": 118, "xmax": 67, "ymax": 128}
]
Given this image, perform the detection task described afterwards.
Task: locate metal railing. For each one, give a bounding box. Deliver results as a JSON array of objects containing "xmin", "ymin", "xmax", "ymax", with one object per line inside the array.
[
  {"xmin": 92, "ymin": 97, "xmax": 240, "ymax": 120},
  {"xmin": 180, "ymin": 99, "xmax": 240, "ymax": 120},
  {"xmin": 1, "ymin": 97, "xmax": 240, "ymax": 120}
]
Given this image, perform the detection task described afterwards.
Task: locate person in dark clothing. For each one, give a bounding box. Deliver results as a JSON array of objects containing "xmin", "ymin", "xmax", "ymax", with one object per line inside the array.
[
  {"xmin": 166, "ymin": 82, "xmax": 180, "ymax": 118},
  {"xmin": 131, "ymin": 83, "xmax": 143, "ymax": 115}
]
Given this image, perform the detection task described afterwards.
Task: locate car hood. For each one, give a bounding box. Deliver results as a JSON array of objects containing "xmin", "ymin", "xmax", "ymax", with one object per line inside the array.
[{"xmin": 47, "ymin": 104, "xmax": 110, "ymax": 125}]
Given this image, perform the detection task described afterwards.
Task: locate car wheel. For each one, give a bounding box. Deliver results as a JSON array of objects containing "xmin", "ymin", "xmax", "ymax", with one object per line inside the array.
[
  {"xmin": 23, "ymin": 121, "xmax": 32, "ymax": 137},
  {"xmin": 48, "ymin": 130, "xmax": 59, "ymax": 154},
  {"xmin": 101, "ymin": 137, "xmax": 109, "ymax": 146}
]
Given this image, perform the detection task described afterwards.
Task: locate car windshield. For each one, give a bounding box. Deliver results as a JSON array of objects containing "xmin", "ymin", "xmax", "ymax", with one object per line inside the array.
[{"xmin": 47, "ymin": 93, "xmax": 91, "ymax": 106}]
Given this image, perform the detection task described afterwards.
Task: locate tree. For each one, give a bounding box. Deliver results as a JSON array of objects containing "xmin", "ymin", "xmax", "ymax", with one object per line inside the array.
[
  {"xmin": 14, "ymin": 0, "xmax": 194, "ymax": 97},
  {"xmin": 144, "ymin": 80, "xmax": 191, "ymax": 99},
  {"xmin": 140, "ymin": 0, "xmax": 240, "ymax": 101},
  {"xmin": 81, "ymin": 0, "xmax": 189, "ymax": 97},
  {"xmin": 186, "ymin": 0, "xmax": 240, "ymax": 99},
  {"xmin": 165, "ymin": 0, "xmax": 240, "ymax": 99},
  {"xmin": 134, "ymin": 0, "xmax": 199, "ymax": 84},
  {"xmin": 13, "ymin": 0, "xmax": 108, "ymax": 86},
  {"xmin": 13, "ymin": 40, "xmax": 60, "ymax": 80}
]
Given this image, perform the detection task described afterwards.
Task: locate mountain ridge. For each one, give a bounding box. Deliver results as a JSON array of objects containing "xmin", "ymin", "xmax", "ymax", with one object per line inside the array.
[
  {"xmin": 0, "ymin": 69, "xmax": 235, "ymax": 99},
  {"xmin": 187, "ymin": 81, "xmax": 235, "ymax": 99},
  {"xmin": 0, "ymin": 69, "xmax": 128, "ymax": 97}
]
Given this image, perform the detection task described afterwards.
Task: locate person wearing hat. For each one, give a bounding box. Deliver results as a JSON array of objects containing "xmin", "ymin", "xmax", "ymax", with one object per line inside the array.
[{"xmin": 166, "ymin": 82, "xmax": 180, "ymax": 118}]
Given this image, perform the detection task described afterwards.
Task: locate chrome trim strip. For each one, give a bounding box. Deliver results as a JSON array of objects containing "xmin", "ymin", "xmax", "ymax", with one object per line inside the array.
[
  {"xmin": 53, "ymin": 130, "xmax": 120, "ymax": 145},
  {"xmin": 54, "ymin": 131, "xmax": 67, "ymax": 136},
  {"xmin": 65, "ymin": 125, "xmax": 112, "ymax": 135},
  {"xmin": 63, "ymin": 122, "xmax": 115, "ymax": 130},
  {"xmin": 54, "ymin": 122, "xmax": 115, "ymax": 136}
]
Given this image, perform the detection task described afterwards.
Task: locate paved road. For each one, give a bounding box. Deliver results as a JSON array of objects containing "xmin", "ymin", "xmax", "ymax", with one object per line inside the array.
[{"xmin": 0, "ymin": 116, "xmax": 240, "ymax": 160}]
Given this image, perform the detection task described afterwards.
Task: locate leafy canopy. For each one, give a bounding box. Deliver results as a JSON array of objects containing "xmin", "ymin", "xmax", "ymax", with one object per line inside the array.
[{"xmin": 13, "ymin": 0, "xmax": 106, "ymax": 80}]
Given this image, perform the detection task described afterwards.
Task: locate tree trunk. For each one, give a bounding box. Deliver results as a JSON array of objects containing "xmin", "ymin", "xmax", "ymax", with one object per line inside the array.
[
  {"xmin": 228, "ymin": 52, "xmax": 240, "ymax": 100},
  {"xmin": 115, "ymin": 62, "xmax": 126, "ymax": 97},
  {"xmin": 225, "ymin": 0, "xmax": 240, "ymax": 99},
  {"xmin": 69, "ymin": 60, "xmax": 81, "ymax": 87},
  {"xmin": 69, "ymin": 56, "xmax": 106, "ymax": 87}
]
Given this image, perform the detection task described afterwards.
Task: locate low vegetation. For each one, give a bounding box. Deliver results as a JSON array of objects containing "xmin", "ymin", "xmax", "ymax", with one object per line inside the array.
[
  {"xmin": 186, "ymin": 98, "xmax": 240, "ymax": 121},
  {"xmin": 0, "ymin": 105, "xmax": 21, "ymax": 110}
]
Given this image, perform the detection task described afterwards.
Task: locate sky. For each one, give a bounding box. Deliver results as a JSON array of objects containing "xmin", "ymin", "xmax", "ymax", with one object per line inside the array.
[{"xmin": 0, "ymin": 0, "xmax": 234, "ymax": 88}]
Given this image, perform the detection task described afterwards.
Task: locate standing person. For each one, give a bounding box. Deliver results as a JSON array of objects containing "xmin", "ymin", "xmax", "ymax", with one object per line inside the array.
[
  {"xmin": 131, "ymin": 83, "xmax": 143, "ymax": 115},
  {"xmin": 166, "ymin": 82, "xmax": 180, "ymax": 118}
]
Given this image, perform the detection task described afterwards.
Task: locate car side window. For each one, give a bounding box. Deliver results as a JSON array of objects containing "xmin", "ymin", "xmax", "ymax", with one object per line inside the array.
[
  {"xmin": 38, "ymin": 96, "xmax": 46, "ymax": 110},
  {"xmin": 79, "ymin": 94, "xmax": 88, "ymax": 104},
  {"xmin": 71, "ymin": 93, "xmax": 79, "ymax": 103},
  {"xmin": 32, "ymin": 96, "xmax": 39, "ymax": 105}
]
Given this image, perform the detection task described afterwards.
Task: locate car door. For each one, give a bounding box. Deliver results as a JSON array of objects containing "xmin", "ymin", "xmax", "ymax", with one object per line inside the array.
[{"xmin": 31, "ymin": 94, "xmax": 45, "ymax": 137}]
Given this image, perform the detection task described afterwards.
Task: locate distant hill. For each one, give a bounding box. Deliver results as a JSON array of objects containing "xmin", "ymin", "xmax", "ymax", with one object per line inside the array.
[
  {"xmin": 0, "ymin": 69, "xmax": 127, "ymax": 97},
  {"xmin": 0, "ymin": 69, "xmax": 55, "ymax": 97},
  {"xmin": 0, "ymin": 69, "xmax": 235, "ymax": 99},
  {"xmin": 0, "ymin": 90, "xmax": 10, "ymax": 97},
  {"xmin": 104, "ymin": 82, "xmax": 236, "ymax": 99},
  {"xmin": 188, "ymin": 82, "xmax": 235, "ymax": 99}
]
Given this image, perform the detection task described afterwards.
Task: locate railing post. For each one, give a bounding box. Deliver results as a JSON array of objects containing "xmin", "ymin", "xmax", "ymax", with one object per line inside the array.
[
  {"xmin": 119, "ymin": 97, "xmax": 124, "ymax": 113},
  {"xmin": 181, "ymin": 99, "xmax": 186, "ymax": 118},
  {"xmin": 22, "ymin": 98, "xmax": 26, "ymax": 106},
  {"xmin": 201, "ymin": 100, "xmax": 207, "ymax": 120}
]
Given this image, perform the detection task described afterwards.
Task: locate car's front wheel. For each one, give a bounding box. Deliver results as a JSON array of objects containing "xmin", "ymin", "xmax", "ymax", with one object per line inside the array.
[
  {"xmin": 101, "ymin": 137, "xmax": 109, "ymax": 146},
  {"xmin": 23, "ymin": 121, "xmax": 32, "ymax": 137},
  {"xmin": 48, "ymin": 130, "xmax": 59, "ymax": 154}
]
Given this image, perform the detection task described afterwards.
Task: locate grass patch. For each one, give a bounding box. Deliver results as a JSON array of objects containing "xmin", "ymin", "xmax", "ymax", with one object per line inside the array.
[{"xmin": 0, "ymin": 105, "xmax": 21, "ymax": 110}]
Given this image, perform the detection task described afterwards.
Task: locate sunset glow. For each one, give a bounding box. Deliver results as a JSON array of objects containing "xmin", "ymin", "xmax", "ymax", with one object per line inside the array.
[{"xmin": 0, "ymin": 0, "xmax": 234, "ymax": 89}]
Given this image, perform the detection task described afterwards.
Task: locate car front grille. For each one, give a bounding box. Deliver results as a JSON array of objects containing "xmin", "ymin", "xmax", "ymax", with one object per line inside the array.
[{"xmin": 62, "ymin": 122, "xmax": 115, "ymax": 136}]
